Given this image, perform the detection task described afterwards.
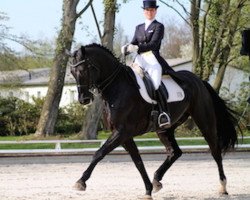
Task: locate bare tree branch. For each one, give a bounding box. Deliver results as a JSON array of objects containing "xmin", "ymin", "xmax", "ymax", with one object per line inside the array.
[
  {"xmin": 90, "ymin": 3, "xmax": 102, "ymax": 41},
  {"xmin": 175, "ymin": 0, "xmax": 190, "ymax": 16},
  {"xmin": 77, "ymin": 0, "xmax": 94, "ymax": 18},
  {"xmin": 159, "ymin": 0, "xmax": 191, "ymax": 26},
  {"xmin": 1, "ymin": 34, "xmax": 53, "ymax": 57}
]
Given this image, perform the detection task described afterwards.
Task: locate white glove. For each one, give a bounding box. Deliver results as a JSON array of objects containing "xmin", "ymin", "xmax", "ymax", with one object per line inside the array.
[
  {"xmin": 127, "ymin": 44, "xmax": 138, "ymax": 53},
  {"xmin": 121, "ymin": 44, "xmax": 129, "ymax": 54}
]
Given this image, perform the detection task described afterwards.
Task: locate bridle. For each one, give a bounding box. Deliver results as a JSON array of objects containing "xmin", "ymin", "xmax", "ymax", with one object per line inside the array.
[{"xmin": 70, "ymin": 56, "xmax": 122, "ymax": 93}]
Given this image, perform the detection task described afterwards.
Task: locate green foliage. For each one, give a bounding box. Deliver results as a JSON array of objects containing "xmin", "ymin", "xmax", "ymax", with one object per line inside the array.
[
  {"xmin": 55, "ymin": 103, "xmax": 86, "ymax": 135},
  {"xmin": 0, "ymin": 97, "xmax": 41, "ymax": 136},
  {"xmin": 0, "ymin": 39, "xmax": 54, "ymax": 71},
  {"xmin": 0, "ymin": 12, "xmax": 10, "ymax": 48},
  {"xmin": 192, "ymin": 0, "xmax": 249, "ymax": 81},
  {"xmin": 103, "ymin": 0, "xmax": 118, "ymax": 12},
  {"xmin": 0, "ymin": 97, "xmax": 87, "ymax": 136},
  {"xmin": 1, "ymin": 12, "xmax": 54, "ymax": 71},
  {"xmin": 220, "ymin": 80, "xmax": 250, "ymax": 129},
  {"xmin": 0, "ymin": 51, "xmax": 19, "ymax": 71}
]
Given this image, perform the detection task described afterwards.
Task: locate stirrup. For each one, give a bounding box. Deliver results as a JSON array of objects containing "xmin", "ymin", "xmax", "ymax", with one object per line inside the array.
[{"xmin": 158, "ymin": 112, "xmax": 171, "ymax": 128}]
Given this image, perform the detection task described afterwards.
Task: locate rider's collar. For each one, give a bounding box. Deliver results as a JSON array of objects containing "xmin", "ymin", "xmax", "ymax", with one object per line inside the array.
[{"xmin": 145, "ymin": 18, "xmax": 155, "ymax": 30}]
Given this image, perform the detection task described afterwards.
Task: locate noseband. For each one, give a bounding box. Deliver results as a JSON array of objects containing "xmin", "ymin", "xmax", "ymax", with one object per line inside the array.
[{"xmin": 69, "ymin": 60, "xmax": 86, "ymax": 68}]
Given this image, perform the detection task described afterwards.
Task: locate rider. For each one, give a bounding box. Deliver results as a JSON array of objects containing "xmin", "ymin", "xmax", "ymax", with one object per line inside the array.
[{"xmin": 121, "ymin": 0, "xmax": 173, "ymax": 128}]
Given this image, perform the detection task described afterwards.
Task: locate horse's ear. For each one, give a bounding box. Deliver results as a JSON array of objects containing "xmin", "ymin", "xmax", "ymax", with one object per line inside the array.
[{"xmin": 80, "ymin": 46, "xmax": 85, "ymax": 56}]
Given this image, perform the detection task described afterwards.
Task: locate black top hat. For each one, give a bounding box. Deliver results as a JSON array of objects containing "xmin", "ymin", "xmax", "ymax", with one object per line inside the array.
[{"xmin": 142, "ymin": 0, "xmax": 159, "ymax": 9}]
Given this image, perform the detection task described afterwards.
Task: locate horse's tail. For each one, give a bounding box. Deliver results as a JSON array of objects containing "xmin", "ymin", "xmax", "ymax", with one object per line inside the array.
[{"xmin": 202, "ymin": 81, "xmax": 238, "ymax": 152}]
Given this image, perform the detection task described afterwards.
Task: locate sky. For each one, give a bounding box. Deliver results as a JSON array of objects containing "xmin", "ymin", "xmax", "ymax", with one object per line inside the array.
[{"xmin": 1, "ymin": 0, "xmax": 185, "ymax": 51}]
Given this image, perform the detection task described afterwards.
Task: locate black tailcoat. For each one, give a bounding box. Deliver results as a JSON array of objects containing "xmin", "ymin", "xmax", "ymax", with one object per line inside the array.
[{"xmin": 131, "ymin": 20, "xmax": 173, "ymax": 74}]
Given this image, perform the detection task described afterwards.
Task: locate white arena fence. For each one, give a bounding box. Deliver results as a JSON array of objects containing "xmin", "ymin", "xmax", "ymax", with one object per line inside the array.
[{"xmin": 0, "ymin": 137, "xmax": 249, "ymax": 156}]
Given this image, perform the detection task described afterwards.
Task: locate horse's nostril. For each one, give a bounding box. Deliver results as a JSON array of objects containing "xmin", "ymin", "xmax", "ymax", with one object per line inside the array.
[
  {"xmin": 79, "ymin": 97, "xmax": 91, "ymax": 105},
  {"xmin": 84, "ymin": 98, "xmax": 91, "ymax": 104}
]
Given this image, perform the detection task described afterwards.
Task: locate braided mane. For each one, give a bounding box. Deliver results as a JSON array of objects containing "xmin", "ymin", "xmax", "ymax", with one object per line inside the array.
[{"xmin": 84, "ymin": 43, "xmax": 121, "ymax": 63}]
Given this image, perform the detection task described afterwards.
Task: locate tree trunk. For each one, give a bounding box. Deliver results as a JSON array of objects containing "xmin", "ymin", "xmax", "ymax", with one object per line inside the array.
[
  {"xmin": 78, "ymin": 0, "xmax": 117, "ymax": 139},
  {"xmin": 35, "ymin": 0, "xmax": 93, "ymax": 136},
  {"xmin": 101, "ymin": 0, "xmax": 117, "ymax": 50},
  {"xmin": 190, "ymin": 0, "xmax": 201, "ymax": 76},
  {"xmin": 79, "ymin": 94, "xmax": 103, "ymax": 139},
  {"xmin": 202, "ymin": 0, "xmax": 231, "ymax": 81}
]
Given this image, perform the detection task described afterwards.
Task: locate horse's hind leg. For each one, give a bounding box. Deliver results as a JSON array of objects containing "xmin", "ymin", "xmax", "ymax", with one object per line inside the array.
[
  {"xmin": 211, "ymin": 146, "xmax": 228, "ymax": 195},
  {"xmin": 203, "ymin": 132, "xmax": 228, "ymax": 194},
  {"xmin": 191, "ymin": 108, "xmax": 228, "ymax": 195},
  {"xmin": 123, "ymin": 139, "xmax": 153, "ymax": 200},
  {"xmin": 153, "ymin": 129, "xmax": 182, "ymax": 193}
]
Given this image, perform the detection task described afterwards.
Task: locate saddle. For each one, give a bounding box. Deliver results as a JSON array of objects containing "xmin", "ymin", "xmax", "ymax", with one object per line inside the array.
[{"xmin": 130, "ymin": 63, "xmax": 184, "ymax": 105}]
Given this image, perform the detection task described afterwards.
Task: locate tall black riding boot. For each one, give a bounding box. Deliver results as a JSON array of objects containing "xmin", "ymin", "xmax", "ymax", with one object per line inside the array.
[{"xmin": 156, "ymin": 84, "xmax": 171, "ymax": 128}]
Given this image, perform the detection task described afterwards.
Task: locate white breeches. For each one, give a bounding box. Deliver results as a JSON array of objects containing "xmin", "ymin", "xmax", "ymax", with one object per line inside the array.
[{"xmin": 134, "ymin": 51, "xmax": 162, "ymax": 90}]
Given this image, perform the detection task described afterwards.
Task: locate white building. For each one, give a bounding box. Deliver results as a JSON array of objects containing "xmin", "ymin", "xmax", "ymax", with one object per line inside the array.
[{"xmin": 0, "ymin": 67, "xmax": 77, "ymax": 107}]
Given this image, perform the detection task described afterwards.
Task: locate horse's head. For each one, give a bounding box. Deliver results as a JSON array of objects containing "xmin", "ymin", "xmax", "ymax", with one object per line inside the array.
[
  {"xmin": 69, "ymin": 46, "xmax": 94, "ymax": 105},
  {"xmin": 69, "ymin": 43, "xmax": 122, "ymax": 104}
]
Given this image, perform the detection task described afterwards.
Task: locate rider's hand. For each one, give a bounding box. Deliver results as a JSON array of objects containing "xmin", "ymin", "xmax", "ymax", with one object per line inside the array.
[
  {"xmin": 121, "ymin": 44, "xmax": 129, "ymax": 54},
  {"xmin": 127, "ymin": 44, "xmax": 138, "ymax": 53}
]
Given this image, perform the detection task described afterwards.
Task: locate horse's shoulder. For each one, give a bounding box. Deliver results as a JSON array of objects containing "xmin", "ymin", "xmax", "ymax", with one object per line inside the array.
[{"xmin": 123, "ymin": 65, "xmax": 140, "ymax": 89}]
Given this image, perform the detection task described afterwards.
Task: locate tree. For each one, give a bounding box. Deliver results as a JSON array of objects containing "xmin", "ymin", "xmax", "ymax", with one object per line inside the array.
[
  {"xmin": 0, "ymin": 12, "xmax": 10, "ymax": 51},
  {"xmin": 0, "ymin": 12, "xmax": 19, "ymax": 71},
  {"xmin": 113, "ymin": 22, "xmax": 129, "ymax": 56},
  {"xmin": 212, "ymin": 0, "xmax": 246, "ymax": 92},
  {"xmin": 160, "ymin": 0, "xmax": 249, "ymax": 92},
  {"xmin": 0, "ymin": 12, "xmax": 54, "ymax": 71},
  {"xmin": 35, "ymin": 0, "xmax": 94, "ymax": 137},
  {"xmin": 79, "ymin": 0, "xmax": 118, "ymax": 139}
]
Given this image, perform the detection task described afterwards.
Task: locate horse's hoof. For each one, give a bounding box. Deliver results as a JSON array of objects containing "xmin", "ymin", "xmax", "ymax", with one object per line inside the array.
[
  {"xmin": 74, "ymin": 180, "xmax": 86, "ymax": 191},
  {"xmin": 219, "ymin": 190, "xmax": 229, "ymax": 195},
  {"xmin": 152, "ymin": 179, "xmax": 162, "ymax": 193},
  {"xmin": 219, "ymin": 179, "xmax": 228, "ymax": 195},
  {"xmin": 138, "ymin": 195, "xmax": 153, "ymax": 200},
  {"xmin": 222, "ymin": 191, "xmax": 229, "ymax": 195}
]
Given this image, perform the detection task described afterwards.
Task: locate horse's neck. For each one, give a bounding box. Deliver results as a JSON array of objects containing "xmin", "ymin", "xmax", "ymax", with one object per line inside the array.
[
  {"xmin": 101, "ymin": 67, "xmax": 133, "ymax": 101},
  {"xmin": 88, "ymin": 47, "xmax": 137, "ymax": 100},
  {"xmin": 90, "ymin": 50, "xmax": 118, "ymax": 74},
  {"xmin": 91, "ymin": 51, "xmax": 120, "ymax": 81}
]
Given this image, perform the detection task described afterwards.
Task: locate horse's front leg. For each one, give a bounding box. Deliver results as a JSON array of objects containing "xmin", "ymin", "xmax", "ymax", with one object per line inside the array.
[
  {"xmin": 153, "ymin": 129, "xmax": 182, "ymax": 193},
  {"xmin": 123, "ymin": 139, "xmax": 153, "ymax": 200},
  {"xmin": 74, "ymin": 130, "xmax": 123, "ymax": 191}
]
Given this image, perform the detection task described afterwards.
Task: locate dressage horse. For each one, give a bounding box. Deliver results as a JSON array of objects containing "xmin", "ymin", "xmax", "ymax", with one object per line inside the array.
[{"xmin": 69, "ymin": 43, "xmax": 238, "ymax": 199}]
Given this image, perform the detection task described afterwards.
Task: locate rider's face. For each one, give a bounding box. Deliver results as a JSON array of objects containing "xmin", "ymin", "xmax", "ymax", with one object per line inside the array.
[{"xmin": 143, "ymin": 8, "xmax": 157, "ymax": 20}]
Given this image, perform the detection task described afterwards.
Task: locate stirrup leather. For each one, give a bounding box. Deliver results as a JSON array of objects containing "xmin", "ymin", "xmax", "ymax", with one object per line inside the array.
[{"xmin": 158, "ymin": 112, "xmax": 171, "ymax": 127}]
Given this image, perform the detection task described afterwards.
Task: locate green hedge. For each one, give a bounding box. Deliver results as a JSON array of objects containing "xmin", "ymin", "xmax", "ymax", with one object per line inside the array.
[{"xmin": 0, "ymin": 97, "xmax": 86, "ymax": 136}]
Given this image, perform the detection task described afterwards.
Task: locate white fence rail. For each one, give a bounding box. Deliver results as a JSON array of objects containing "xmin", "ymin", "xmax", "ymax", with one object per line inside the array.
[{"xmin": 0, "ymin": 137, "xmax": 249, "ymax": 155}]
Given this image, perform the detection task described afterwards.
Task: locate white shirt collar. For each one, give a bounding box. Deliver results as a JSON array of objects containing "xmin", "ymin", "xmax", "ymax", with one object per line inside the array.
[{"xmin": 145, "ymin": 19, "xmax": 155, "ymax": 30}]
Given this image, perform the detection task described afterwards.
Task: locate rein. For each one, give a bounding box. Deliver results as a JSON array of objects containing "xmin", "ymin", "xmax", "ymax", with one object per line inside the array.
[{"xmin": 97, "ymin": 63, "xmax": 122, "ymax": 92}]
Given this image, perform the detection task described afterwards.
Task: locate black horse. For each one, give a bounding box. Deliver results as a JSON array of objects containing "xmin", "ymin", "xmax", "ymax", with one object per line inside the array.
[{"xmin": 69, "ymin": 43, "xmax": 238, "ymax": 199}]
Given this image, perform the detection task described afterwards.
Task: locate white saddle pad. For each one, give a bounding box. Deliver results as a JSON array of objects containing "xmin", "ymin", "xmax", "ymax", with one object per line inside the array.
[{"xmin": 131, "ymin": 66, "xmax": 185, "ymax": 104}]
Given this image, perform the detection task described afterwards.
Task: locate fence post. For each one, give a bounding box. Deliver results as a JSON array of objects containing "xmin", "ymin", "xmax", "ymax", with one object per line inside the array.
[{"xmin": 55, "ymin": 142, "xmax": 61, "ymax": 150}]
